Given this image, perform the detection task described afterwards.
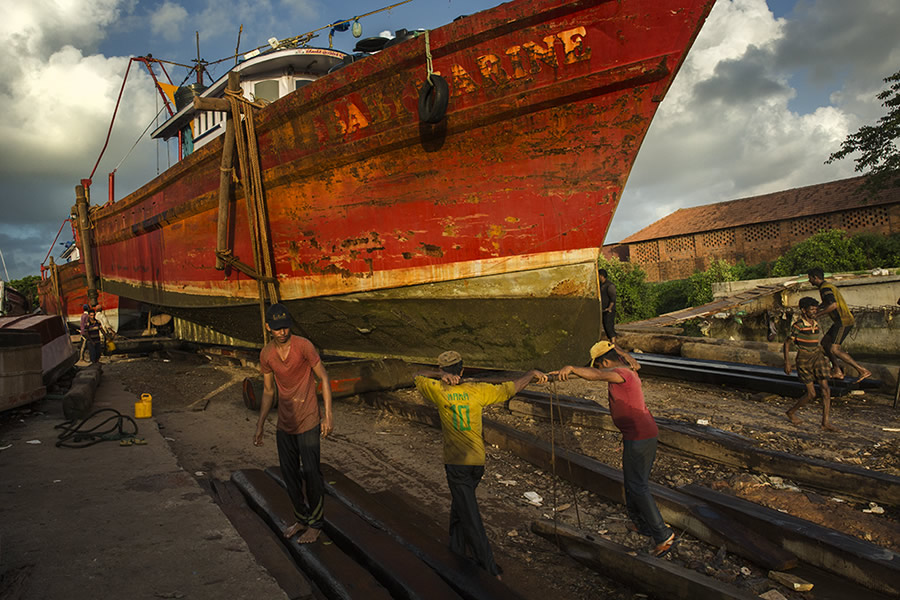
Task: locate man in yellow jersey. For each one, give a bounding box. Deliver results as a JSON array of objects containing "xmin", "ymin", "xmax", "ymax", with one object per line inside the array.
[
  {"xmin": 807, "ymin": 267, "xmax": 870, "ymax": 383},
  {"xmin": 414, "ymin": 351, "xmax": 546, "ymax": 579}
]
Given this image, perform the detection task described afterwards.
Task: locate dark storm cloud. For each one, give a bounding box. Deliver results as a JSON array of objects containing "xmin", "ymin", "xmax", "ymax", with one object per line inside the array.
[
  {"xmin": 773, "ymin": 0, "xmax": 900, "ymax": 85},
  {"xmin": 693, "ymin": 45, "xmax": 791, "ymax": 105}
]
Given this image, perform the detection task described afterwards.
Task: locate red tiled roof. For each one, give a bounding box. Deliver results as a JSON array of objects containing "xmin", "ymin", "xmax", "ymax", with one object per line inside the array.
[{"xmin": 621, "ymin": 175, "xmax": 900, "ymax": 243}]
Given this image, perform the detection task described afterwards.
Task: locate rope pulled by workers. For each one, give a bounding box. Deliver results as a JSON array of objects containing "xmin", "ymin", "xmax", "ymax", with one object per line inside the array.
[{"xmin": 55, "ymin": 408, "xmax": 142, "ymax": 449}]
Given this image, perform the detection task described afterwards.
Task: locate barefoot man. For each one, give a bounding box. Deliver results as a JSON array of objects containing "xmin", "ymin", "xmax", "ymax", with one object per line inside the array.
[
  {"xmin": 807, "ymin": 267, "xmax": 870, "ymax": 383},
  {"xmin": 254, "ymin": 303, "xmax": 333, "ymax": 543},
  {"xmin": 783, "ymin": 297, "xmax": 837, "ymax": 431}
]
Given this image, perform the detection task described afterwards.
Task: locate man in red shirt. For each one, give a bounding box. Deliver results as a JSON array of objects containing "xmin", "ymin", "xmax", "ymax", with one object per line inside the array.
[
  {"xmin": 552, "ymin": 341, "xmax": 674, "ymax": 557},
  {"xmin": 253, "ymin": 303, "xmax": 333, "ymax": 543}
]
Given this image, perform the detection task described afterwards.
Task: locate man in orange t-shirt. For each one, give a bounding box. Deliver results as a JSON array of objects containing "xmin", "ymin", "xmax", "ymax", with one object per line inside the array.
[{"xmin": 254, "ymin": 303, "xmax": 333, "ymax": 544}]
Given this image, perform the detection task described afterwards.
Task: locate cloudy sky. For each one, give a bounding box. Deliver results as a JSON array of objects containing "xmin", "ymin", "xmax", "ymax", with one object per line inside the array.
[{"xmin": 1, "ymin": 0, "xmax": 898, "ymax": 281}]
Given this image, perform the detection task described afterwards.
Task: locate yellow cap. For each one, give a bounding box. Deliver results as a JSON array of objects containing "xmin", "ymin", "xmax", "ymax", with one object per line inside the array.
[{"xmin": 589, "ymin": 341, "xmax": 615, "ymax": 366}]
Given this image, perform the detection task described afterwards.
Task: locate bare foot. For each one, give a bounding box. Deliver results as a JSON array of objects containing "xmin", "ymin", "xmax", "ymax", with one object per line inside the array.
[
  {"xmin": 283, "ymin": 522, "xmax": 306, "ymax": 539},
  {"xmin": 297, "ymin": 527, "xmax": 321, "ymax": 544},
  {"xmin": 855, "ymin": 370, "xmax": 871, "ymax": 384},
  {"xmin": 785, "ymin": 411, "xmax": 801, "ymax": 425},
  {"xmin": 831, "ymin": 370, "xmax": 845, "ymax": 380},
  {"xmin": 822, "ymin": 422, "xmax": 840, "ymax": 432}
]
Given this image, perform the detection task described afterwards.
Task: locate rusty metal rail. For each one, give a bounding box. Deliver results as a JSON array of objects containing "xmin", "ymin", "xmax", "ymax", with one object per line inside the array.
[
  {"xmin": 512, "ymin": 389, "xmax": 900, "ymax": 507},
  {"xmin": 352, "ymin": 393, "xmax": 899, "ymax": 596}
]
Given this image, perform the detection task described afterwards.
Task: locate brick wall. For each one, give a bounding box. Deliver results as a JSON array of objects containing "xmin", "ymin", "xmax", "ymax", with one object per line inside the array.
[{"xmin": 629, "ymin": 204, "xmax": 900, "ymax": 282}]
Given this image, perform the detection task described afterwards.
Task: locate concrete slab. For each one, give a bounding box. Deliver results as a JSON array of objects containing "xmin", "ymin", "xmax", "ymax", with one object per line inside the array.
[{"xmin": 0, "ymin": 372, "xmax": 289, "ymax": 599}]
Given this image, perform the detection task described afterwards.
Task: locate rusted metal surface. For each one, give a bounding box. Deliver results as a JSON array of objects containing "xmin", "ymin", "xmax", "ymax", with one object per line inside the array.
[
  {"xmin": 266, "ymin": 467, "xmax": 464, "ymax": 600},
  {"xmin": 512, "ymin": 389, "xmax": 900, "ymax": 507},
  {"xmin": 65, "ymin": 0, "xmax": 717, "ymax": 369},
  {"xmin": 531, "ymin": 519, "xmax": 759, "ymax": 600},
  {"xmin": 318, "ymin": 464, "xmax": 526, "ymax": 600},
  {"xmin": 231, "ymin": 469, "xmax": 393, "ymax": 600},
  {"xmin": 680, "ymin": 485, "xmax": 900, "ymax": 597}
]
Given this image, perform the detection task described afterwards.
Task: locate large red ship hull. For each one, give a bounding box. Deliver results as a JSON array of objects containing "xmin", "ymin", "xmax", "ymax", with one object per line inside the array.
[{"xmin": 65, "ymin": 0, "xmax": 715, "ymax": 368}]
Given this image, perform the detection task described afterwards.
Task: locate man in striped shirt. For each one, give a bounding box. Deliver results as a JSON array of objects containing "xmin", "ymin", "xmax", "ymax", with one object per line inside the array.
[{"xmin": 783, "ymin": 297, "xmax": 836, "ymax": 431}]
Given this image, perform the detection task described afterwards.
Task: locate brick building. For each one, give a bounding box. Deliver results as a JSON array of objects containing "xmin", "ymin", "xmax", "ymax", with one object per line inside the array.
[{"xmin": 616, "ymin": 175, "xmax": 900, "ymax": 282}]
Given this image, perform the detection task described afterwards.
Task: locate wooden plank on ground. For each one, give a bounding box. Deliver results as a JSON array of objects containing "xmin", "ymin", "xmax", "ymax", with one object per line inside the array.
[
  {"xmin": 265, "ymin": 467, "xmax": 463, "ymax": 600},
  {"xmin": 679, "ymin": 484, "xmax": 900, "ymax": 597},
  {"xmin": 231, "ymin": 469, "xmax": 393, "ymax": 600},
  {"xmin": 208, "ymin": 479, "xmax": 318, "ymax": 600},
  {"xmin": 512, "ymin": 391, "xmax": 900, "ymax": 507},
  {"xmin": 531, "ymin": 519, "xmax": 758, "ymax": 600}
]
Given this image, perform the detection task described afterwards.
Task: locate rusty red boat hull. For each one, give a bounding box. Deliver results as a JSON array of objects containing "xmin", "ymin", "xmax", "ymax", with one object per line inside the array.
[
  {"xmin": 39, "ymin": 261, "xmax": 141, "ymax": 332},
  {"xmin": 64, "ymin": 0, "xmax": 715, "ymax": 368}
]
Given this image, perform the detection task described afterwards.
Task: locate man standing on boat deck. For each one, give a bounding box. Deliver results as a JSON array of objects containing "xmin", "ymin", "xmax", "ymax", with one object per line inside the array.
[
  {"xmin": 253, "ymin": 303, "xmax": 333, "ymax": 544},
  {"xmin": 598, "ymin": 269, "xmax": 618, "ymax": 345},
  {"xmin": 414, "ymin": 351, "xmax": 546, "ymax": 579},
  {"xmin": 806, "ymin": 267, "xmax": 871, "ymax": 383},
  {"xmin": 551, "ymin": 341, "xmax": 675, "ymax": 557}
]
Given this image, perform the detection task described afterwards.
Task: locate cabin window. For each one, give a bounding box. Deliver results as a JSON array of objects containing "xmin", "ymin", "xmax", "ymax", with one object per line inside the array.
[
  {"xmin": 254, "ymin": 80, "xmax": 280, "ymax": 102},
  {"xmin": 295, "ymin": 80, "xmax": 312, "ymax": 91}
]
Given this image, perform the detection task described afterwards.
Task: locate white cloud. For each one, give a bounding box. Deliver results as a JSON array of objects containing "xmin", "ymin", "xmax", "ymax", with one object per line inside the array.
[
  {"xmin": 608, "ymin": 0, "xmax": 896, "ymax": 243},
  {"xmin": 0, "ymin": 0, "xmax": 158, "ymax": 279},
  {"xmin": 150, "ymin": 1, "xmax": 189, "ymax": 42}
]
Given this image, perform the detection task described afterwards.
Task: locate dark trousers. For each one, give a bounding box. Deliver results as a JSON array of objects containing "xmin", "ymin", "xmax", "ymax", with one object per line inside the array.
[
  {"xmin": 445, "ymin": 464, "xmax": 500, "ymax": 576},
  {"xmin": 602, "ymin": 310, "xmax": 617, "ymax": 340},
  {"xmin": 276, "ymin": 426, "xmax": 324, "ymax": 529},
  {"xmin": 87, "ymin": 340, "xmax": 102, "ymax": 363},
  {"xmin": 622, "ymin": 437, "xmax": 671, "ymax": 544}
]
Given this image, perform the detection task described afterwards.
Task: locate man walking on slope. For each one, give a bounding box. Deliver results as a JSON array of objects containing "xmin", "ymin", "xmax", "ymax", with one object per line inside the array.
[
  {"xmin": 806, "ymin": 267, "xmax": 870, "ymax": 383},
  {"xmin": 552, "ymin": 341, "xmax": 675, "ymax": 557},
  {"xmin": 414, "ymin": 351, "xmax": 546, "ymax": 578},
  {"xmin": 254, "ymin": 303, "xmax": 333, "ymax": 543}
]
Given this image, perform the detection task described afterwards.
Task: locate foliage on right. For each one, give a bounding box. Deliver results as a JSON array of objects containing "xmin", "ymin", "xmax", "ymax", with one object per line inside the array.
[{"xmin": 827, "ymin": 68, "xmax": 900, "ymax": 195}]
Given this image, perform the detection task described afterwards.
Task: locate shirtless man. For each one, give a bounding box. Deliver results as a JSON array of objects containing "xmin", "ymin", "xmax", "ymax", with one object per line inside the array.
[
  {"xmin": 807, "ymin": 267, "xmax": 870, "ymax": 382},
  {"xmin": 253, "ymin": 303, "xmax": 333, "ymax": 543}
]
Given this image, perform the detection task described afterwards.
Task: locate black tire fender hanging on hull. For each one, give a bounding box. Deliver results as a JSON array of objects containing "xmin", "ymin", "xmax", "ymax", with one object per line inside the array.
[{"xmin": 418, "ymin": 74, "xmax": 449, "ymax": 124}]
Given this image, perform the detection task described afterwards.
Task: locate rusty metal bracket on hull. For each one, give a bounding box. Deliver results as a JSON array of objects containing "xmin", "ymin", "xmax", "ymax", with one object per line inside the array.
[{"xmin": 214, "ymin": 250, "xmax": 276, "ymax": 283}]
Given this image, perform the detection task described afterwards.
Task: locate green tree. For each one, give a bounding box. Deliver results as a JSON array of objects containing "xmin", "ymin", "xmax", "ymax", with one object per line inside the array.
[
  {"xmin": 849, "ymin": 232, "xmax": 900, "ymax": 269},
  {"xmin": 771, "ymin": 229, "xmax": 867, "ymax": 276},
  {"xmin": 597, "ymin": 256, "xmax": 656, "ymax": 323},
  {"xmin": 8, "ymin": 275, "xmax": 41, "ymax": 310},
  {"xmin": 686, "ymin": 259, "xmax": 737, "ymax": 306},
  {"xmin": 826, "ymin": 69, "xmax": 900, "ymax": 194}
]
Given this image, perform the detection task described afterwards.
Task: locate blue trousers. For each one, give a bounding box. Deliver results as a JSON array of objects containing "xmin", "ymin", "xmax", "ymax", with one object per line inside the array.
[
  {"xmin": 276, "ymin": 426, "xmax": 324, "ymax": 529},
  {"xmin": 622, "ymin": 437, "xmax": 671, "ymax": 544}
]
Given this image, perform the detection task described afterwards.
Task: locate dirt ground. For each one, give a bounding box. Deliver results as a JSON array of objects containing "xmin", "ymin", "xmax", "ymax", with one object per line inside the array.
[{"xmin": 24, "ymin": 350, "xmax": 900, "ymax": 599}]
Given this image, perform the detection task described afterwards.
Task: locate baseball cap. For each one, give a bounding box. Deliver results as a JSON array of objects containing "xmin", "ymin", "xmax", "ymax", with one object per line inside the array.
[
  {"xmin": 265, "ymin": 303, "xmax": 292, "ymax": 330},
  {"xmin": 437, "ymin": 350, "xmax": 462, "ymax": 367},
  {"xmin": 589, "ymin": 341, "xmax": 615, "ymax": 366}
]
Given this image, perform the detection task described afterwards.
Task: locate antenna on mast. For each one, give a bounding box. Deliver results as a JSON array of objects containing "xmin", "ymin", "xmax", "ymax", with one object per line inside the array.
[
  {"xmin": 235, "ymin": 25, "xmax": 243, "ymax": 66},
  {"xmin": 192, "ymin": 31, "xmax": 208, "ymax": 85}
]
